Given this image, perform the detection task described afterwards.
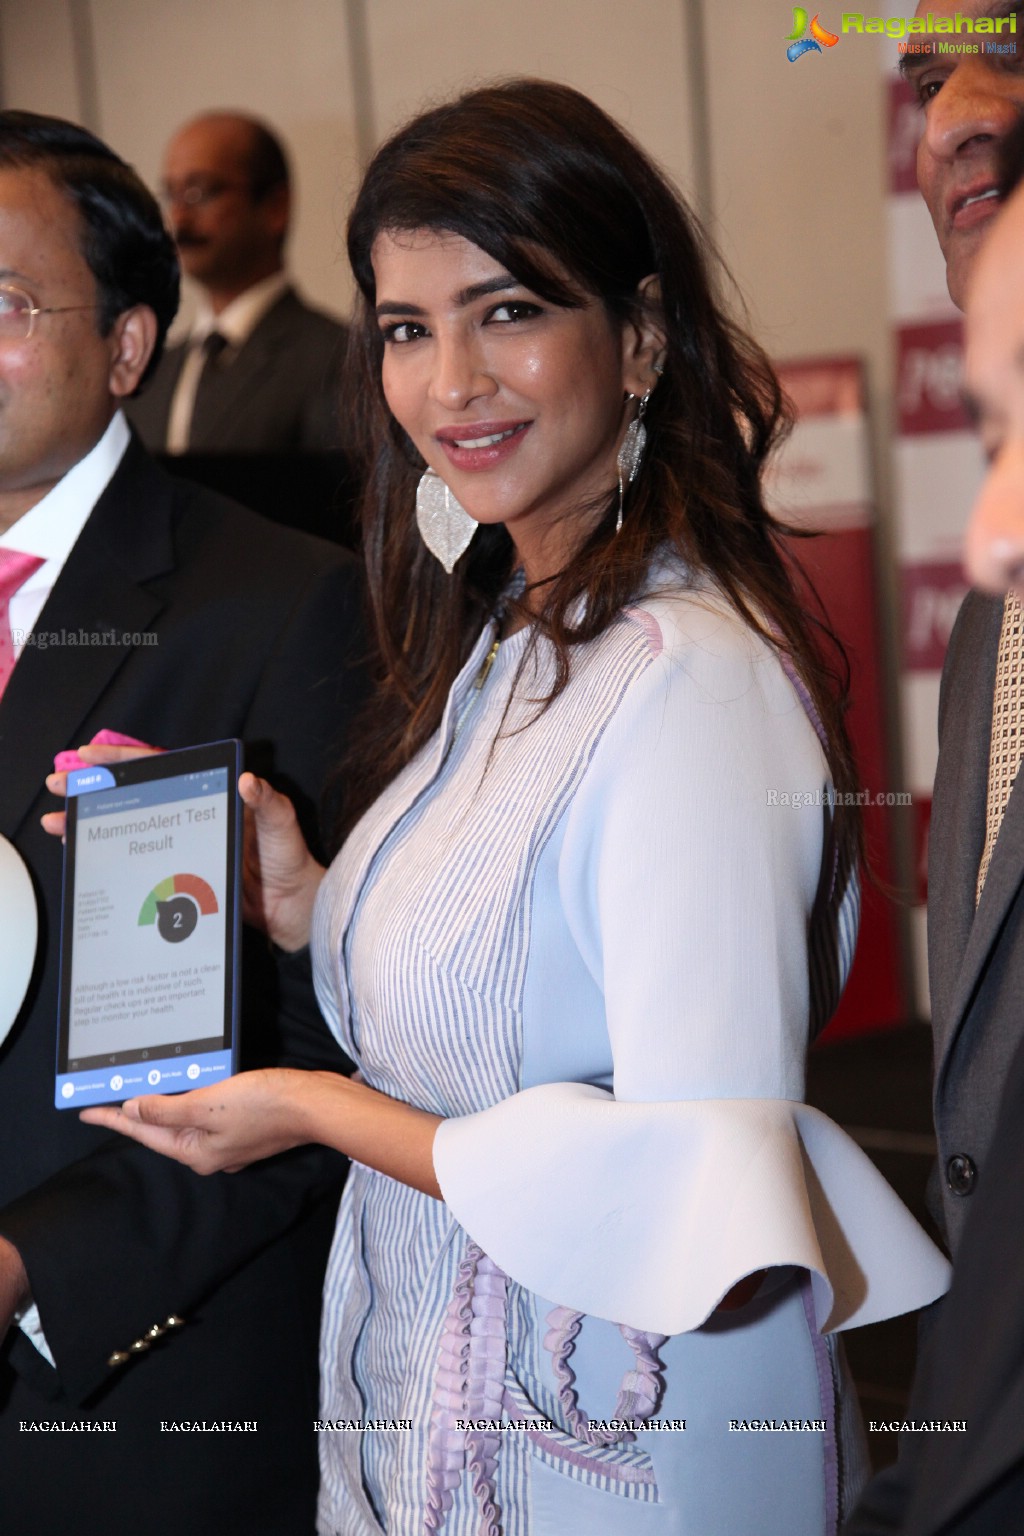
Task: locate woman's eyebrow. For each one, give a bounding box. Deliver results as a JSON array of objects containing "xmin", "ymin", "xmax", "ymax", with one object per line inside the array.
[
  {"xmin": 453, "ymin": 274, "xmax": 520, "ymax": 306},
  {"xmin": 375, "ymin": 274, "xmax": 520, "ymax": 320}
]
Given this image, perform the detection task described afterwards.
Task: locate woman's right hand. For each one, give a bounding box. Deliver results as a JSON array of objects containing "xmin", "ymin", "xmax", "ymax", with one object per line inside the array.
[{"xmin": 237, "ymin": 772, "xmax": 325, "ymax": 951}]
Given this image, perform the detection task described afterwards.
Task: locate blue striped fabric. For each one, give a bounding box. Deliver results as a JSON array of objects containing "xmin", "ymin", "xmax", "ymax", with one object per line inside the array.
[{"xmin": 312, "ymin": 577, "xmax": 857, "ymax": 1536}]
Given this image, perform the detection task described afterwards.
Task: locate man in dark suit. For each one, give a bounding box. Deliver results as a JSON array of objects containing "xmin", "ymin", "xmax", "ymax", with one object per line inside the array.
[
  {"xmin": 0, "ymin": 113, "xmax": 364, "ymax": 1534},
  {"xmin": 844, "ymin": 8, "xmax": 1024, "ymax": 1530},
  {"xmin": 842, "ymin": 1036, "xmax": 1024, "ymax": 1536},
  {"xmin": 894, "ymin": 0, "xmax": 1024, "ymax": 1266},
  {"xmin": 126, "ymin": 112, "xmax": 347, "ymax": 453},
  {"xmin": 845, "ymin": 141, "xmax": 1024, "ymax": 1535}
]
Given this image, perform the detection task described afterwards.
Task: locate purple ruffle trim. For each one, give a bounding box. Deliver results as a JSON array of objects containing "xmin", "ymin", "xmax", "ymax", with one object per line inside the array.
[
  {"xmin": 543, "ymin": 1305, "xmax": 667, "ymax": 1446},
  {"xmin": 425, "ymin": 1243, "xmax": 506, "ymax": 1536},
  {"xmin": 424, "ymin": 1246, "xmax": 667, "ymax": 1534}
]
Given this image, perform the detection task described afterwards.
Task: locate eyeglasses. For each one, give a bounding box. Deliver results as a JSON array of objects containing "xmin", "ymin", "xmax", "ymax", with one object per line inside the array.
[
  {"xmin": 0, "ymin": 283, "xmax": 97, "ymax": 342},
  {"xmin": 158, "ymin": 179, "xmax": 253, "ymax": 210}
]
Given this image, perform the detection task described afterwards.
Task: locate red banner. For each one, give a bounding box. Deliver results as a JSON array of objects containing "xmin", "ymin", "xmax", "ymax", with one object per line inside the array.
[{"xmin": 896, "ymin": 320, "xmax": 970, "ymax": 437}]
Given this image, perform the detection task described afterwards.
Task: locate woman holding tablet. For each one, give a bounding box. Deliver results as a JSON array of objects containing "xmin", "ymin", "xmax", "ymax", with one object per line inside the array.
[{"xmin": 79, "ymin": 80, "xmax": 948, "ymax": 1536}]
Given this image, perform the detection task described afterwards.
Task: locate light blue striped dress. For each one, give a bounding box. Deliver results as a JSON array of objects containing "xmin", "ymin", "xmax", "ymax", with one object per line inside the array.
[{"xmin": 311, "ymin": 571, "xmax": 948, "ymax": 1536}]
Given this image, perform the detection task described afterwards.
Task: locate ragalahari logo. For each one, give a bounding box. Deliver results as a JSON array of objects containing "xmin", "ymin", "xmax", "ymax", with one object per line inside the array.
[
  {"xmin": 786, "ymin": 8, "xmax": 840, "ymax": 61},
  {"xmin": 787, "ymin": 10, "xmax": 1016, "ymax": 57}
]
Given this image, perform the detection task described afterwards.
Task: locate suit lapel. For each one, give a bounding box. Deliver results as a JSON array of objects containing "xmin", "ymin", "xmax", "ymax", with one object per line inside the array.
[
  {"xmin": 947, "ymin": 778, "xmax": 1024, "ymax": 1035},
  {"xmin": 189, "ymin": 290, "xmax": 297, "ymax": 449},
  {"xmin": 929, "ymin": 593, "xmax": 1001, "ymax": 1058},
  {"xmin": 0, "ymin": 439, "xmax": 174, "ymax": 841}
]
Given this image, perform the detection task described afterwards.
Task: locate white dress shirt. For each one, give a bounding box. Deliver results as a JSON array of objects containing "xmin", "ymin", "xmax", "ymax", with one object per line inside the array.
[{"xmin": 0, "ymin": 411, "xmax": 131, "ymax": 657}]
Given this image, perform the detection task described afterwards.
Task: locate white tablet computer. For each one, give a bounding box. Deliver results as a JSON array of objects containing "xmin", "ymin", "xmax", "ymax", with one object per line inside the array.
[{"xmin": 56, "ymin": 741, "xmax": 242, "ymax": 1109}]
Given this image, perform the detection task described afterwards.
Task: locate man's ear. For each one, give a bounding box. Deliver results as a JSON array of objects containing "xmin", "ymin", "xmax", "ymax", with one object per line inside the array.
[
  {"xmin": 108, "ymin": 305, "xmax": 158, "ymax": 399},
  {"xmin": 622, "ymin": 274, "xmax": 667, "ymax": 397}
]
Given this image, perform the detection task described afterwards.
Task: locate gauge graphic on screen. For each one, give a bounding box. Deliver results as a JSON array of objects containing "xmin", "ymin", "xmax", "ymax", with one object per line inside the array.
[{"xmin": 138, "ymin": 873, "xmax": 218, "ymax": 945}]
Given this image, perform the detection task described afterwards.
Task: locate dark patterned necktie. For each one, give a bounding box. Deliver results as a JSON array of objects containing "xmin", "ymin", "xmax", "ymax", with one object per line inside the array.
[
  {"xmin": 977, "ymin": 590, "xmax": 1024, "ymax": 902},
  {"xmin": 187, "ymin": 330, "xmax": 230, "ymax": 448}
]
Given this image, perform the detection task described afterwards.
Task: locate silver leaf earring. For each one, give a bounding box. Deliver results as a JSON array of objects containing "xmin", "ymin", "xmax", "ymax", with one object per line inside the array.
[
  {"xmin": 615, "ymin": 382, "xmax": 654, "ymax": 533},
  {"xmin": 415, "ymin": 468, "xmax": 477, "ymax": 574}
]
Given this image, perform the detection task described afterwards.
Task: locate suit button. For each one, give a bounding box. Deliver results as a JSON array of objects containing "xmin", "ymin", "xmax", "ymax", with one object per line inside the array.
[
  {"xmin": 107, "ymin": 1351, "xmax": 130, "ymax": 1367},
  {"xmin": 946, "ymin": 1154, "xmax": 977, "ymax": 1195},
  {"xmin": 129, "ymin": 1338, "xmax": 150, "ymax": 1353}
]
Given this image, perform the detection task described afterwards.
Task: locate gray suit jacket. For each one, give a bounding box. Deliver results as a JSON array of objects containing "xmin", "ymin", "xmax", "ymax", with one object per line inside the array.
[
  {"xmin": 126, "ymin": 285, "xmax": 348, "ymax": 453},
  {"xmin": 844, "ymin": 1019, "xmax": 1024, "ymax": 1536},
  {"xmin": 842, "ymin": 589, "xmax": 1024, "ymax": 1534},
  {"xmin": 927, "ymin": 588, "xmax": 1024, "ymax": 1256}
]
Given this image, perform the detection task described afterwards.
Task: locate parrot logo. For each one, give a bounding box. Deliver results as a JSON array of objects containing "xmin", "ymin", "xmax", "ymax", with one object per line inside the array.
[{"xmin": 786, "ymin": 8, "xmax": 840, "ymax": 61}]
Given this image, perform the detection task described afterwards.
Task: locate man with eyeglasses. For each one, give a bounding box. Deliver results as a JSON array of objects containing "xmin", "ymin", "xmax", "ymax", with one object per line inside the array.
[
  {"xmin": 0, "ymin": 111, "xmax": 365, "ymax": 1535},
  {"xmin": 127, "ymin": 112, "xmax": 347, "ymax": 454}
]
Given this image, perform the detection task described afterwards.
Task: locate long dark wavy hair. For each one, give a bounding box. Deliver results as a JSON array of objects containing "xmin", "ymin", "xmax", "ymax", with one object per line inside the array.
[{"xmin": 336, "ymin": 78, "xmax": 859, "ymax": 866}]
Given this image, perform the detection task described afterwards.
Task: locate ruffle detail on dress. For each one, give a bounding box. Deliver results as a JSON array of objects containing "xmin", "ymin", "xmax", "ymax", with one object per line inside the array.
[
  {"xmin": 433, "ymin": 1085, "xmax": 950, "ymax": 1336},
  {"xmin": 423, "ymin": 1247, "xmax": 665, "ymax": 1536}
]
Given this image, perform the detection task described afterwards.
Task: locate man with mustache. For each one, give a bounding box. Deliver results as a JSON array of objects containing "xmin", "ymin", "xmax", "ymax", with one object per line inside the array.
[
  {"xmin": 128, "ymin": 112, "xmax": 347, "ymax": 454},
  {"xmin": 844, "ymin": 113, "xmax": 1024, "ymax": 1535}
]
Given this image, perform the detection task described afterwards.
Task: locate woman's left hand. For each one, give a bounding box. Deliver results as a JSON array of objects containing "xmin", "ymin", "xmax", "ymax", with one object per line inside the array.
[
  {"xmin": 82, "ymin": 1067, "xmax": 444, "ymax": 1197},
  {"xmin": 79, "ymin": 1070, "xmax": 312, "ymax": 1174}
]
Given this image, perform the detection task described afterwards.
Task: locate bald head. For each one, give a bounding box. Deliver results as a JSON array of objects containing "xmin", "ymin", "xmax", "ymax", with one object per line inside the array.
[{"xmin": 161, "ymin": 112, "xmax": 291, "ymax": 311}]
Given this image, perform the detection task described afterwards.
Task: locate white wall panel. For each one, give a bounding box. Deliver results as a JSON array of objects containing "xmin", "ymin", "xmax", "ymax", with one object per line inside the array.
[
  {"xmin": 0, "ymin": 0, "xmax": 83, "ymax": 121},
  {"xmin": 361, "ymin": 0, "xmax": 695, "ymax": 196},
  {"xmin": 704, "ymin": 13, "xmax": 890, "ymax": 385},
  {"xmin": 896, "ymin": 434, "xmax": 986, "ymax": 562}
]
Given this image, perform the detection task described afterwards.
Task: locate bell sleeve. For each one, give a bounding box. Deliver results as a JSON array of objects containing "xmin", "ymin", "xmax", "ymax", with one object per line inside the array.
[{"xmin": 433, "ymin": 597, "xmax": 950, "ymax": 1334}]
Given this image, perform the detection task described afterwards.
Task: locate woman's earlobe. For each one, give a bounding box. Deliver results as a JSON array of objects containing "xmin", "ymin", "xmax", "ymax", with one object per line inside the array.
[{"xmin": 624, "ymin": 273, "xmax": 667, "ymax": 395}]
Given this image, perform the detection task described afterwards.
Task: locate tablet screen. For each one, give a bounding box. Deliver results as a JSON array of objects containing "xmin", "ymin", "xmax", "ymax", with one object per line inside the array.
[{"xmin": 56, "ymin": 742, "xmax": 241, "ymax": 1109}]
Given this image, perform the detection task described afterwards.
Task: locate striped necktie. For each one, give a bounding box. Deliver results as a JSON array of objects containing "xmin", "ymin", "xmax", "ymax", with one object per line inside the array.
[{"xmin": 977, "ymin": 590, "xmax": 1024, "ymax": 902}]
